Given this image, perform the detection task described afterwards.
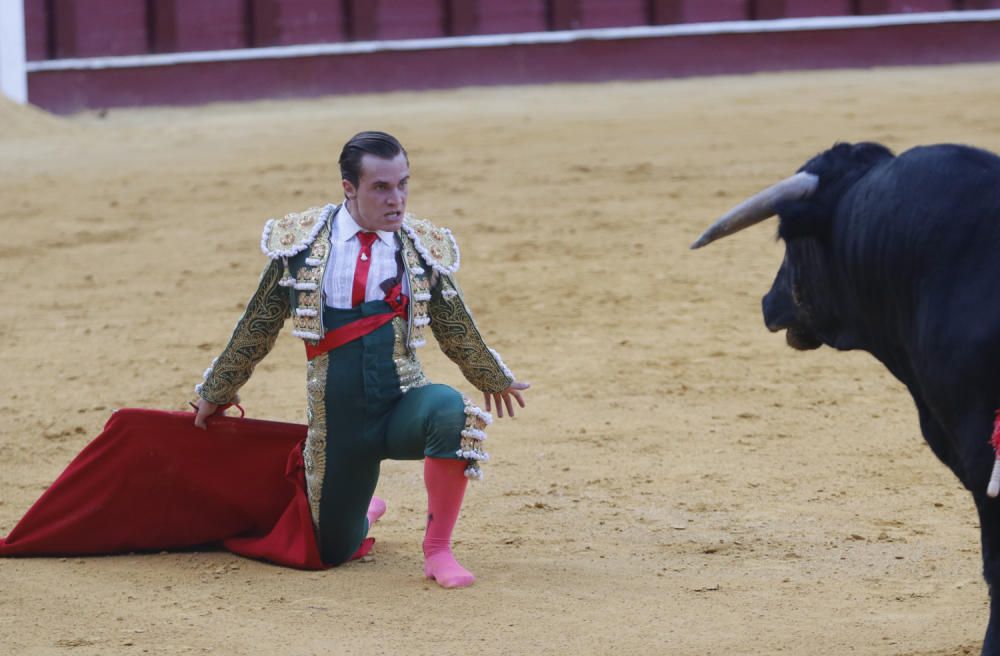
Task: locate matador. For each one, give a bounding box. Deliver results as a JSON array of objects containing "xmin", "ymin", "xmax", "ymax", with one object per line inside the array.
[{"xmin": 192, "ymin": 131, "xmax": 530, "ymax": 588}]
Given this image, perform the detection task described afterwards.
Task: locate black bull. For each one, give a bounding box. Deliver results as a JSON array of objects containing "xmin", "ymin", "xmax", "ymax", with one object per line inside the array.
[{"xmin": 693, "ymin": 142, "xmax": 1000, "ymax": 653}]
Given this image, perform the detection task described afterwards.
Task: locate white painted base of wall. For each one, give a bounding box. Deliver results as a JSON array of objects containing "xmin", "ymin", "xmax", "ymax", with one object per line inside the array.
[{"xmin": 0, "ymin": 0, "xmax": 27, "ymax": 104}]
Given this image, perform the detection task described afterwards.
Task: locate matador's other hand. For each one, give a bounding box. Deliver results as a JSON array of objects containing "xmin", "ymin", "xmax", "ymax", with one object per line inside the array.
[
  {"xmin": 484, "ymin": 380, "xmax": 530, "ymax": 419},
  {"xmin": 193, "ymin": 399, "xmax": 221, "ymax": 429}
]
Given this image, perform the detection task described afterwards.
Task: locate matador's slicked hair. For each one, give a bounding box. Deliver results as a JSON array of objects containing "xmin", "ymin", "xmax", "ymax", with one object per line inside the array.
[{"xmin": 339, "ymin": 131, "xmax": 408, "ymax": 187}]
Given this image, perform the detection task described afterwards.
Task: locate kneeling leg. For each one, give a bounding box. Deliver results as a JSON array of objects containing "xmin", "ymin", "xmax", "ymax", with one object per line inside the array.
[
  {"xmin": 316, "ymin": 456, "xmax": 380, "ymax": 566},
  {"xmin": 385, "ymin": 384, "xmax": 484, "ymax": 588}
]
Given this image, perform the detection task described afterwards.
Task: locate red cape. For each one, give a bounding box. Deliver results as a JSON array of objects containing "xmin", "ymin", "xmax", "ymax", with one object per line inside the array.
[{"xmin": 0, "ymin": 409, "xmax": 371, "ymax": 569}]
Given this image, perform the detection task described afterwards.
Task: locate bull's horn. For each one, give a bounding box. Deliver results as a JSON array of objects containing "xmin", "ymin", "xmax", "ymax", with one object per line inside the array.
[{"xmin": 689, "ymin": 172, "xmax": 819, "ymax": 249}]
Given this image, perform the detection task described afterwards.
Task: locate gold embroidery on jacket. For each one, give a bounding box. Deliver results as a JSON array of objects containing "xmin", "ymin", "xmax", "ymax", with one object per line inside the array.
[
  {"xmin": 263, "ymin": 206, "xmax": 330, "ymax": 259},
  {"xmin": 392, "ymin": 316, "xmax": 429, "ymax": 393},
  {"xmin": 198, "ymin": 258, "xmax": 290, "ymax": 404},
  {"xmin": 292, "ymin": 222, "xmax": 330, "ymax": 341},
  {"xmin": 408, "ymin": 274, "xmax": 431, "ymax": 350},
  {"xmin": 428, "ymin": 274, "xmax": 513, "ymax": 393},
  {"xmin": 402, "ymin": 216, "xmax": 460, "ymax": 273},
  {"xmin": 304, "ymin": 353, "xmax": 329, "ymax": 529}
]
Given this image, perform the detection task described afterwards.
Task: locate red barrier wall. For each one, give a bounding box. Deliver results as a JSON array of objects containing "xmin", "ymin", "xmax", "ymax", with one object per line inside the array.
[
  {"xmin": 249, "ymin": 0, "xmax": 347, "ymax": 46},
  {"xmin": 548, "ymin": 0, "xmax": 581, "ymax": 29},
  {"xmin": 27, "ymin": 17, "xmax": 1000, "ymax": 113},
  {"xmin": 756, "ymin": 0, "xmax": 855, "ymax": 18},
  {"xmin": 23, "ymin": 0, "xmax": 1000, "ymax": 61},
  {"xmin": 18, "ymin": 0, "xmax": 1000, "ymax": 112},
  {"xmin": 579, "ymin": 0, "xmax": 651, "ymax": 28},
  {"xmin": 669, "ymin": 0, "xmax": 752, "ymax": 23},
  {"xmin": 51, "ymin": 0, "xmax": 149, "ymax": 58},
  {"xmin": 151, "ymin": 0, "xmax": 248, "ymax": 53},
  {"xmin": 23, "ymin": 0, "xmax": 48, "ymax": 60},
  {"xmin": 347, "ymin": 0, "xmax": 446, "ymax": 40},
  {"xmin": 857, "ymin": 0, "xmax": 952, "ymax": 11},
  {"xmin": 473, "ymin": 0, "xmax": 548, "ymax": 34}
]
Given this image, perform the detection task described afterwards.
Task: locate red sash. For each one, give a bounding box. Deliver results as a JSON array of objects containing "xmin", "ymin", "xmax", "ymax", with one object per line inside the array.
[{"xmin": 305, "ymin": 283, "xmax": 408, "ymax": 360}]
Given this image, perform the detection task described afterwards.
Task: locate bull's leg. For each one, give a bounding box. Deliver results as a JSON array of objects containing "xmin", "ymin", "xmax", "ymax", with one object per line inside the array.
[
  {"xmin": 915, "ymin": 398, "xmax": 961, "ymax": 479},
  {"xmin": 952, "ymin": 408, "xmax": 1000, "ymax": 656},
  {"xmin": 918, "ymin": 399, "xmax": 997, "ymax": 653},
  {"xmin": 975, "ymin": 497, "xmax": 1000, "ymax": 656}
]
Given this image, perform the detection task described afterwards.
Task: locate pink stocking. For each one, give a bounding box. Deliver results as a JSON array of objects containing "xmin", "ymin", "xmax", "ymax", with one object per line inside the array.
[
  {"xmin": 343, "ymin": 497, "xmax": 386, "ymax": 563},
  {"xmin": 367, "ymin": 496, "xmax": 387, "ymax": 527},
  {"xmin": 423, "ymin": 457, "xmax": 474, "ymax": 588}
]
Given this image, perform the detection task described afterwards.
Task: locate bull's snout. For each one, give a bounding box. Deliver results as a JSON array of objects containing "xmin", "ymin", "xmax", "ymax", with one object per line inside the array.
[
  {"xmin": 762, "ymin": 290, "xmax": 822, "ymax": 350},
  {"xmin": 762, "ymin": 291, "xmax": 796, "ymax": 333}
]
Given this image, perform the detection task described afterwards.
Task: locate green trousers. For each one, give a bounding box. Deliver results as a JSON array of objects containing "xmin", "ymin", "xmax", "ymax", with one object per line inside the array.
[{"xmin": 316, "ymin": 300, "xmax": 466, "ymax": 565}]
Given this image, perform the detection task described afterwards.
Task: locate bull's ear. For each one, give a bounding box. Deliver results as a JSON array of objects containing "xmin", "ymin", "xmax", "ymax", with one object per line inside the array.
[
  {"xmin": 850, "ymin": 142, "xmax": 895, "ymax": 165},
  {"xmin": 776, "ymin": 200, "xmax": 832, "ymax": 242},
  {"xmin": 798, "ymin": 142, "xmax": 893, "ymax": 181}
]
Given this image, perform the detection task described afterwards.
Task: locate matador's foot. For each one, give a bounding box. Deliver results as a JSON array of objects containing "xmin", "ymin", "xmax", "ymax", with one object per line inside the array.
[
  {"xmin": 367, "ymin": 496, "xmax": 387, "ymax": 527},
  {"xmin": 424, "ymin": 550, "xmax": 475, "ymax": 589}
]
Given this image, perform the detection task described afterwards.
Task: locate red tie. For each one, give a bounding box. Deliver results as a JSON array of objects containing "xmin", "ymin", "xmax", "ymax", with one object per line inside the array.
[{"xmin": 351, "ymin": 232, "xmax": 379, "ymax": 307}]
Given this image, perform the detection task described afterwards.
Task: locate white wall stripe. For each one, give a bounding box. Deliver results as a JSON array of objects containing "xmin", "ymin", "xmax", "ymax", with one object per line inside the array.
[
  {"xmin": 24, "ymin": 10, "xmax": 1000, "ymax": 74},
  {"xmin": 0, "ymin": 0, "xmax": 27, "ymax": 103}
]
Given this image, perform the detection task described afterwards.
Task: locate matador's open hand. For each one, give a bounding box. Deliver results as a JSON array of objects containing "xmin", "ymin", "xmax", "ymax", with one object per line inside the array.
[{"xmin": 484, "ymin": 380, "xmax": 530, "ymax": 419}]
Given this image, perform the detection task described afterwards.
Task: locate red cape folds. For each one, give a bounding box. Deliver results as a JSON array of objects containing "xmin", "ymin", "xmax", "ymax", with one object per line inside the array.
[{"xmin": 0, "ymin": 409, "xmax": 371, "ymax": 569}]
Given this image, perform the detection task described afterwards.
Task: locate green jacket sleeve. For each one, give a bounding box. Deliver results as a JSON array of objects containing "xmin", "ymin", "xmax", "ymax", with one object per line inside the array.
[
  {"xmin": 427, "ymin": 272, "xmax": 515, "ymax": 394},
  {"xmin": 196, "ymin": 258, "xmax": 291, "ymax": 404}
]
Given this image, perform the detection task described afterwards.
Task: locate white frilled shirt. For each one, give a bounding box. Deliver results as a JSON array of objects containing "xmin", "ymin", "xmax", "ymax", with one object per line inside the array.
[{"xmin": 322, "ymin": 204, "xmax": 409, "ymax": 309}]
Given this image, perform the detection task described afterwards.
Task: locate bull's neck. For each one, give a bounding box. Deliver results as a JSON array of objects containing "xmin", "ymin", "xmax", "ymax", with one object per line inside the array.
[{"xmin": 828, "ymin": 223, "xmax": 920, "ymax": 378}]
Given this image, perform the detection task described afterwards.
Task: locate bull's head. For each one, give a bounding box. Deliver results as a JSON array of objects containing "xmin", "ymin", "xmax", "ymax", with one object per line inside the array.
[{"xmin": 691, "ymin": 142, "xmax": 895, "ymax": 351}]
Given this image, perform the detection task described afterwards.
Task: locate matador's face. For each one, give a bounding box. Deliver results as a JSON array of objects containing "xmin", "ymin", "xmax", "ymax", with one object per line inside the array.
[{"xmin": 344, "ymin": 152, "xmax": 409, "ymax": 233}]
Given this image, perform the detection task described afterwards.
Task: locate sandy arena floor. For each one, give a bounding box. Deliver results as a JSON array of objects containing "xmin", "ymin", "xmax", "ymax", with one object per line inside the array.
[{"xmin": 2, "ymin": 63, "xmax": 1000, "ymax": 655}]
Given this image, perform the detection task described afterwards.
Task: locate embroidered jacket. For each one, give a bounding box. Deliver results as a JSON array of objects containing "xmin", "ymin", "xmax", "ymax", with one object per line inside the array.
[{"xmin": 196, "ymin": 204, "xmax": 515, "ymax": 406}]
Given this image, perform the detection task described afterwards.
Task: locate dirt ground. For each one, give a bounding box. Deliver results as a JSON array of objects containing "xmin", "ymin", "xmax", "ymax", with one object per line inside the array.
[{"xmin": 2, "ymin": 62, "xmax": 1000, "ymax": 655}]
